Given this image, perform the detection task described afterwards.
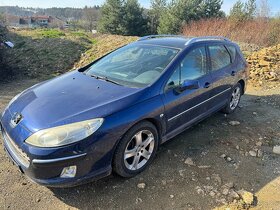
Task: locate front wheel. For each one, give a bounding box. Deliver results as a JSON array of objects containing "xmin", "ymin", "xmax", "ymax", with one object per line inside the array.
[
  {"xmin": 113, "ymin": 121, "xmax": 159, "ymax": 177},
  {"xmin": 222, "ymin": 83, "xmax": 242, "ymax": 114}
]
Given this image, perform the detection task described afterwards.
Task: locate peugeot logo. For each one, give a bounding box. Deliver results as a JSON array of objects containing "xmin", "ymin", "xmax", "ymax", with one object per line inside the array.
[{"xmin": 10, "ymin": 112, "xmax": 23, "ymax": 127}]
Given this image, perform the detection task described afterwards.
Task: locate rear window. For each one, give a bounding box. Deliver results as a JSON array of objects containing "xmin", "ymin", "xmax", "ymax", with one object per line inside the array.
[{"xmin": 209, "ymin": 45, "xmax": 231, "ymax": 71}]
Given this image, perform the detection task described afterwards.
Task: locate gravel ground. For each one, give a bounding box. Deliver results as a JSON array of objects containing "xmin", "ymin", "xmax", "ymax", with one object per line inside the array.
[{"xmin": 0, "ymin": 79, "xmax": 279, "ymax": 210}]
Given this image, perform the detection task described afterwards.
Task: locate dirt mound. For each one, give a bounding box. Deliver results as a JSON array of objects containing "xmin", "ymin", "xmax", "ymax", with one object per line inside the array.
[{"xmin": 247, "ymin": 44, "xmax": 280, "ymax": 86}]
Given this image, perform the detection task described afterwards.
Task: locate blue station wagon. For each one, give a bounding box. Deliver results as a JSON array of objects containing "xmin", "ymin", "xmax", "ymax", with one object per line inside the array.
[{"xmin": 0, "ymin": 35, "xmax": 248, "ymax": 187}]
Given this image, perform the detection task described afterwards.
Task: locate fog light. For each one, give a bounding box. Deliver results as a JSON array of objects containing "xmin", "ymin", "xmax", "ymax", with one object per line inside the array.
[{"xmin": 60, "ymin": 165, "xmax": 77, "ymax": 178}]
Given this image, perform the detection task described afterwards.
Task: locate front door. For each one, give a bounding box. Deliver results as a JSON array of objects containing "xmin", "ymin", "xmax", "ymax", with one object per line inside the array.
[{"xmin": 162, "ymin": 45, "xmax": 213, "ymax": 134}]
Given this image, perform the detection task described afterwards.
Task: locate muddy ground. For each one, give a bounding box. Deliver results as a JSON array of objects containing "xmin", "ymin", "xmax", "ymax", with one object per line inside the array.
[{"xmin": 0, "ymin": 79, "xmax": 279, "ymax": 210}]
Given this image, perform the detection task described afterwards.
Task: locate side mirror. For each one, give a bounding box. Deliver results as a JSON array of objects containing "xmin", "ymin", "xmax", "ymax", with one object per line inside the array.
[{"xmin": 174, "ymin": 80, "xmax": 199, "ymax": 93}]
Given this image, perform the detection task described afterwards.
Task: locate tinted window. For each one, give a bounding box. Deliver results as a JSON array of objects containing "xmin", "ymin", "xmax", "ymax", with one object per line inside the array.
[
  {"xmin": 209, "ymin": 45, "xmax": 231, "ymax": 71},
  {"xmin": 226, "ymin": 45, "xmax": 236, "ymax": 62},
  {"xmin": 166, "ymin": 47, "xmax": 207, "ymax": 90}
]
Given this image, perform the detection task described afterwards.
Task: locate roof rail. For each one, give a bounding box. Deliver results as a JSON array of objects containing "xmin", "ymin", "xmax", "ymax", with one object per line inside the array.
[
  {"xmin": 185, "ymin": 36, "xmax": 230, "ymax": 45},
  {"xmin": 138, "ymin": 34, "xmax": 187, "ymax": 41}
]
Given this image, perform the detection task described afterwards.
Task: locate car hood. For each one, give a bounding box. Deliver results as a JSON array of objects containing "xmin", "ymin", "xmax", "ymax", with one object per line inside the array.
[{"xmin": 6, "ymin": 71, "xmax": 150, "ymax": 133}]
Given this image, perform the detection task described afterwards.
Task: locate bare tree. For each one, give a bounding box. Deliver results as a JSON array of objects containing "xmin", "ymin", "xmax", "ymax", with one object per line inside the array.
[
  {"xmin": 257, "ymin": 0, "xmax": 270, "ymax": 18},
  {"xmin": 0, "ymin": 12, "xmax": 7, "ymax": 27},
  {"xmin": 82, "ymin": 6, "xmax": 100, "ymax": 31}
]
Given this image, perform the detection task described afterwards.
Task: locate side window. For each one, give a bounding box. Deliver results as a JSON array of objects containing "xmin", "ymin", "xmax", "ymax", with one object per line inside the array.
[
  {"xmin": 166, "ymin": 67, "xmax": 180, "ymax": 90},
  {"xmin": 226, "ymin": 45, "xmax": 236, "ymax": 63},
  {"xmin": 165, "ymin": 46, "xmax": 207, "ymax": 90},
  {"xmin": 209, "ymin": 45, "xmax": 231, "ymax": 71},
  {"xmin": 181, "ymin": 47, "xmax": 207, "ymax": 81}
]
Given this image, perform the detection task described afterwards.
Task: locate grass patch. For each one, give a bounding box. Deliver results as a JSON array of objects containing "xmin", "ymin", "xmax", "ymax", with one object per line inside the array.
[{"xmin": 40, "ymin": 29, "xmax": 65, "ymax": 38}]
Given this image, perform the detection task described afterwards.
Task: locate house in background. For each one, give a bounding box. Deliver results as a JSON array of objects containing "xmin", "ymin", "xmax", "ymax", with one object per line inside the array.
[
  {"xmin": 5, "ymin": 14, "xmax": 67, "ymax": 28},
  {"xmin": 31, "ymin": 16, "xmax": 50, "ymax": 27},
  {"xmin": 19, "ymin": 16, "xmax": 31, "ymax": 25}
]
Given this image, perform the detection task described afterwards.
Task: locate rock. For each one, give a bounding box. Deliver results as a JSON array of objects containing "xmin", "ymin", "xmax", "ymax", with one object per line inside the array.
[
  {"xmin": 249, "ymin": 150, "xmax": 257, "ymax": 157},
  {"xmin": 236, "ymin": 145, "xmax": 240, "ymax": 150},
  {"xmin": 36, "ymin": 198, "xmax": 41, "ymax": 203},
  {"xmin": 224, "ymin": 182, "xmax": 234, "ymax": 189},
  {"xmin": 256, "ymin": 141, "xmax": 262, "ymax": 147},
  {"xmin": 253, "ymin": 112, "xmax": 257, "ymax": 115},
  {"xmin": 198, "ymin": 165, "xmax": 211, "ymax": 169},
  {"xmin": 273, "ymin": 146, "xmax": 280, "ymax": 155},
  {"xmin": 184, "ymin": 157, "xmax": 195, "ymax": 166},
  {"xmin": 257, "ymin": 149, "xmax": 263, "ymax": 157},
  {"xmin": 209, "ymin": 191, "xmax": 216, "ymax": 197},
  {"xmin": 179, "ymin": 169, "xmax": 186, "ymax": 177},
  {"xmin": 238, "ymin": 190, "xmax": 255, "ymax": 205},
  {"xmin": 135, "ymin": 197, "xmax": 143, "ymax": 204},
  {"xmin": 195, "ymin": 186, "xmax": 205, "ymax": 195},
  {"xmin": 204, "ymin": 185, "xmax": 214, "ymax": 192},
  {"xmin": 226, "ymin": 156, "xmax": 232, "ymax": 162},
  {"xmin": 137, "ymin": 183, "xmax": 146, "ymax": 189},
  {"xmin": 211, "ymin": 174, "xmax": 222, "ymax": 185},
  {"xmin": 216, "ymin": 198, "xmax": 227, "ymax": 205},
  {"xmin": 229, "ymin": 121, "xmax": 240, "ymax": 126},
  {"xmin": 222, "ymin": 188, "xmax": 229, "ymax": 195},
  {"xmin": 229, "ymin": 190, "xmax": 240, "ymax": 200},
  {"xmin": 220, "ymin": 154, "xmax": 226, "ymax": 158},
  {"xmin": 169, "ymin": 194, "xmax": 174, "ymax": 198}
]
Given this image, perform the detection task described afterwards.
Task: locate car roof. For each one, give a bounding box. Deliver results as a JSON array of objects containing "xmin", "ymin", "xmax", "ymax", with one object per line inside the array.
[{"xmin": 136, "ymin": 35, "xmax": 233, "ymax": 50}]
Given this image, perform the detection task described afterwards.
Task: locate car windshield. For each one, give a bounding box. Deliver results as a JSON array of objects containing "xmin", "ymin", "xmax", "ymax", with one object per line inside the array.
[{"xmin": 85, "ymin": 44, "xmax": 179, "ymax": 88}]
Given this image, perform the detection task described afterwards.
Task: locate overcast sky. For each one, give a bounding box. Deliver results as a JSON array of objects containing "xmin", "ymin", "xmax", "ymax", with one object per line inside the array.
[{"xmin": 0, "ymin": 0, "xmax": 279, "ymax": 15}]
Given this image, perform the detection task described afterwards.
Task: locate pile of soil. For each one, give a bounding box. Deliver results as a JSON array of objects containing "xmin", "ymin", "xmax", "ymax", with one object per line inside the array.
[{"xmin": 247, "ymin": 44, "xmax": 280, "ymax": 86}]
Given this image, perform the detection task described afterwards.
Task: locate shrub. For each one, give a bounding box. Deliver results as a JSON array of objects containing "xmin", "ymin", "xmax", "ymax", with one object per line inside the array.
[
  {"xmin": 40, "ymin": 29, "xmax": 66, "ymax": 38},
  {"xmin": 182, "ymin": 18, "xmax": 280, "ymax": 47}
]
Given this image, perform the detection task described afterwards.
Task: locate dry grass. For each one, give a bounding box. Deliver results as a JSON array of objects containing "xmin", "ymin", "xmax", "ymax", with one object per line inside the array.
[{"xmin": 182, "ymin": 18, "xmax": 280, "ymax": 47}]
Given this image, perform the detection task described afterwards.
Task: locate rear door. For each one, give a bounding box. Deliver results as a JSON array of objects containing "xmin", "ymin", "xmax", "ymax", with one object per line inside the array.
[
  {"xmin": 207, "ymin": 44, "xmax": 234, "ymax": 109},
  {"xmin": 162, "ymin": 45, "xmax": 213, "ymax": 134}
]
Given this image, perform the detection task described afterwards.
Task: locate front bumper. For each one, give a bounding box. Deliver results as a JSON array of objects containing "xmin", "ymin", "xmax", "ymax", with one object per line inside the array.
[{"xmin": 1, "ymin": 125, "xmax": 112, "ymax": 187}]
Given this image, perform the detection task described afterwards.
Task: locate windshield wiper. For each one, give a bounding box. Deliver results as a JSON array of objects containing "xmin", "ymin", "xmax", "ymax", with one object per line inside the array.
[{"xmin": 90, "ymin": 74, "xmax": 122, "ymax": 86}]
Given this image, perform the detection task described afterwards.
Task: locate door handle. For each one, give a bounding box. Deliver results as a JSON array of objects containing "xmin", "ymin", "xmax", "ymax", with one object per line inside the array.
[
  {"xmin": 204, "ymin": 82, "xmax": 211, "ymax": 88},
  {"xmin": 231, "ymin": 71, "xmax": 236, "ymax": 76}
]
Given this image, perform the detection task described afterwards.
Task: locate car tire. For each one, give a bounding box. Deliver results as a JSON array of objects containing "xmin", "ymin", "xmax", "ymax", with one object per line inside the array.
[
  {"xmin": 113, "ymin": 121, "xmax": 159, "ymax": 178},
  {"xmin": 222, "ymin": 83, "xmax": 242, "ymax": 114}
]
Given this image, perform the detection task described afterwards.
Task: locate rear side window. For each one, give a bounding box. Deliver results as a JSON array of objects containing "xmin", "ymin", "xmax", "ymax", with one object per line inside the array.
[
  {"xmin": 226, "ymin": 45, "xmax": 237, "ymax": 62},
  {"xmin": 209, "ymin": 45, "xmax": 231, "ymax": 71}
]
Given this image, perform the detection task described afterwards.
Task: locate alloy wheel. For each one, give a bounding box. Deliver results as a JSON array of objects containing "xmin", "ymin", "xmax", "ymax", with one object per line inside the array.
[
  {"xmin": 124, "ymin": 130, "xmax": 155, "ymax": 171},
  {"xmin": 229, "ymin": 86, "xmax": 241, "ymax": 110}
]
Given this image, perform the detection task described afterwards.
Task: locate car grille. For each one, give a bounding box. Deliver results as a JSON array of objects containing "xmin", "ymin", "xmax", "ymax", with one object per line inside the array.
[{"xmin": 1, "ymin": 126, "xmax": 30, "ymax": 168}]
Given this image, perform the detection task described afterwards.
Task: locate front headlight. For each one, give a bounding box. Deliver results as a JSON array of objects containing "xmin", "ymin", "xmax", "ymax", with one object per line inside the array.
[{"xmin": 25, "ymin": 118, "xmax": 104, "ymax": 147}]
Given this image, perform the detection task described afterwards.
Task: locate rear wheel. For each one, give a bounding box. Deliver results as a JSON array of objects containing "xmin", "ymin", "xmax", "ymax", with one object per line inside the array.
[
  {"xmin": 113, "ymin": 121, "xmax": 159, "ymax": 177},
  {"xmin": 222, "ymin": 83, "xmax": 242, "ymax": 114}
]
